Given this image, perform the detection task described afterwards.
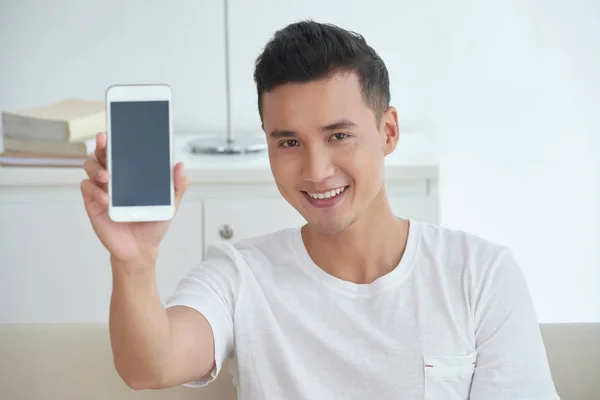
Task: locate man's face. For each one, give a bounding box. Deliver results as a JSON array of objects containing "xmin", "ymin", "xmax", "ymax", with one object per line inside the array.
[{"xmin": 262, "ymin": 71, "xmax": 399, "ymax": 235}]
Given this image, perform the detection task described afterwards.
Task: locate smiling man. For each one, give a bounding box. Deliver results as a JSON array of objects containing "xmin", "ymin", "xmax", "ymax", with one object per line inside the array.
[{"xmin": 84, "ymin": 20, "xmax": 560, "ymax": 400}]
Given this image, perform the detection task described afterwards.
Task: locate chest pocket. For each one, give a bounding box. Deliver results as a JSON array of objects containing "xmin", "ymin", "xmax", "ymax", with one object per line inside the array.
[{"xmin": 423, "ymin": 352, "xmax": 477, "ymax": 400}]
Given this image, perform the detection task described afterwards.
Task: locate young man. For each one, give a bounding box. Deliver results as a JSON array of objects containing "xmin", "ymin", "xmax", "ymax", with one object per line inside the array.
[{"xmin": 81, "ymin": 21, "xmax": 559, "ymax": 399}]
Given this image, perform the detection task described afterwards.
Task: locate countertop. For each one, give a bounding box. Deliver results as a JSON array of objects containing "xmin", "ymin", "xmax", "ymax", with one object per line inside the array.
[{"xmin": 0, "ymin": 133, "xmax": 438, "ymax": 186}]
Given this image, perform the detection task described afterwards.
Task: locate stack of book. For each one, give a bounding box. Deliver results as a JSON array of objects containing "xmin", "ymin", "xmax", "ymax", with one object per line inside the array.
[{"xmin": 0, "ymin": 98, "xmax": 105, "ymax": 167}]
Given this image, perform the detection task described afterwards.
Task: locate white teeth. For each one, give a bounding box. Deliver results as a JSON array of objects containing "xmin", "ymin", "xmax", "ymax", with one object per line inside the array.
[{"xmin": 307, "ymin": 186, "xmax": 346, "ymax": 200}]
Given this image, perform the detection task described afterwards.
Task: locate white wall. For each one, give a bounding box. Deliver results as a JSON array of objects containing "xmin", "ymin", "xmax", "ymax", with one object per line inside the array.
[
  {"xmin": 0, "ymin": 0, "xmax": 227, "ymax": 134},
  {"xmin": 2, "ymin": 0, "xmax": 598, "ymax": 323},
  {"xmin": 226, "ymin": 0, "xmax": 461, "ymax": 136},
  {"xmin": 429, "ymin": 0, "xmax": 600, "ymax": 322}
]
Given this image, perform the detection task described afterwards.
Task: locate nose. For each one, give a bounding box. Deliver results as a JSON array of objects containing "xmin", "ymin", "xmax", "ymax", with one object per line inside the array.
[{"xmin": 301, "ymin": 145, "xmax": 336, "ymax": 183}]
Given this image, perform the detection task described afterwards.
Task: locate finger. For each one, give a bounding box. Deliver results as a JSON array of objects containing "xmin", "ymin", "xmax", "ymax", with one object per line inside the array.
[
  {"xmin": 94, "ymin": 132, "xmax": 107, "ymax": 168},
  {"xmin": 173, "ymin": 162, "xmax": 189, "ymax": 210},
  {"xmin": 83, "ymin": 158, "xmax": 109, "ymax": 183},
  {"xmin": 80, "ymin": 179, "xmax": 109, "ymax": 205}
]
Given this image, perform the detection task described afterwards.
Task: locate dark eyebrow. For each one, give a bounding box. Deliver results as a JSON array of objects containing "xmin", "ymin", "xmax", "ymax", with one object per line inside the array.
[
  {"xmin": 269, "ymin": 119, "xmax": 357, "ymax": 139},
  {"xmin": 321, "ymin": 119, "xmax": 356, "ymax": 132},
  {"xmin": 269, "ymin": 129, "xmax": 297, "ymax": 139}
]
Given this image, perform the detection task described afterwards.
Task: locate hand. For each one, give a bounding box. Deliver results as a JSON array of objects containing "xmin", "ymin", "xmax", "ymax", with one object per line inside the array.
[{"xmin": 81, "ymin": 132, "xmax": 189, "ymax": 264}]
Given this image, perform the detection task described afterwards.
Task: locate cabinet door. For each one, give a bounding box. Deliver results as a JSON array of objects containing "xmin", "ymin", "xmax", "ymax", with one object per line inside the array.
[
  {"xmin": 0, "ymin": 198, "xmax": 203, "ymax": 323},
  {"xmin": 203, "ymin": 198, "xmax": 305, "ymax": 251}
]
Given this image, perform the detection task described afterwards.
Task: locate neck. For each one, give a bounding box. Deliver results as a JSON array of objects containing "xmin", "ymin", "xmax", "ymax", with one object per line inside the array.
[{"xmin": 302, "ymin": 187, "xmax": 410, "ymax": 284}]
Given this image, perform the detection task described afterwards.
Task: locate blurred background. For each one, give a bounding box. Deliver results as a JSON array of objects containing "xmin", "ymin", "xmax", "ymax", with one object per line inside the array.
[
  {"xmin": 0, "ymin": 0, "xmax": 599, "ymax": 399},
  {"xmin": 2, "ymin": 0, "xmax": 596, "ymax": 322}
]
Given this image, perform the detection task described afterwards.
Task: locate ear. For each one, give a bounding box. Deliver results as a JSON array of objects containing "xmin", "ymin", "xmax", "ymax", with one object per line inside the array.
[{"xmin": 380, "ymin": 106, "xmax": 399, "ymax": 156}]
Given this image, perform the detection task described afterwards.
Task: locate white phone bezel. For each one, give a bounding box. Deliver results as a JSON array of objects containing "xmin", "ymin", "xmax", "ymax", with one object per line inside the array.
[{"xmin": 105, "ymin": 84, "xmax": 175, "ymax": 223}]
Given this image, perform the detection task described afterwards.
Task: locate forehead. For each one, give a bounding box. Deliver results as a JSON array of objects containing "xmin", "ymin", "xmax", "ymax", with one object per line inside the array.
[{"xmin": 261, "ymin": 71, "xmax": 373, "ymax": 131}]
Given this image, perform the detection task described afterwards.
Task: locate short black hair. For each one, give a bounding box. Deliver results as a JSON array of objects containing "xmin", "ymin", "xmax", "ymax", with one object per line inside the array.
[{"xmin": 253, "ymin": 20, "xmax": 391, "ymax": 124}]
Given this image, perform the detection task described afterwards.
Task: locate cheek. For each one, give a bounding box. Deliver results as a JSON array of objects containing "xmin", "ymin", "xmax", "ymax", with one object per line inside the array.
[
  {"xmin": 270, "ymin": 154, "xmax": 298, "ymax": 188},
  {"xmin": 345, "ymin": 148, "xmax": 384, "ymax": 191}
]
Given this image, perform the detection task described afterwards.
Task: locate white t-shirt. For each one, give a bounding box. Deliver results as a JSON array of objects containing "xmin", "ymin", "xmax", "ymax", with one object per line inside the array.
[{"xmin": 166, "ymin": 219, "xmax": 560, "ymax": 400}]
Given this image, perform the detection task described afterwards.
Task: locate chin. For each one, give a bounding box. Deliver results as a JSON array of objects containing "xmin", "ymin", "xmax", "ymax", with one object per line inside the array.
[{"xmin": 306, "ymin": 215, "xmax": 357, "ymax": 236}]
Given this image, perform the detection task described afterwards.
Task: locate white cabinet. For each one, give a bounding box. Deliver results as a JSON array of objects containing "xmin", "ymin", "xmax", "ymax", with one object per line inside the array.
[
  {"xmin": 0, "ymin": 184, "xmax": 437, "ymax": 324},
  {"xmin": 0, "ymin": 133, "xmax": 437, "ymax": 324},
  {"xmin": 0, "ymin": 197, "xmax": 203, "ymax": 323},
  {"xmin": 0, "ymin": 188, "xmax": 437, "ymax": 324}
]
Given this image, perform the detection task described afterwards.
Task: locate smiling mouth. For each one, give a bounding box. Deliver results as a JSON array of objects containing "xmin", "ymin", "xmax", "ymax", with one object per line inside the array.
[{"xmin": 303, "ymin": 186, "xmax": 348, "ymax": 200}]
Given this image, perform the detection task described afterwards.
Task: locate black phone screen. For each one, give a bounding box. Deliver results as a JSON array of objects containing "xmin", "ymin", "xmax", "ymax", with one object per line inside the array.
[{"xmin": 109, "ymin": 100, "xmax": 171, "ymax": 207}]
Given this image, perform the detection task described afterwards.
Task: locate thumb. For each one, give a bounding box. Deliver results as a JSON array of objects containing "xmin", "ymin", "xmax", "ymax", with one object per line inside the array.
[{"xmin": 174, "ymin": 162, "xmax": 189, "ymax": 211}]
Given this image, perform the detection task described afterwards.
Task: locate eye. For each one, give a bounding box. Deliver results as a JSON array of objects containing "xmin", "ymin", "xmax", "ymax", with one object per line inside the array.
[
  {"xmin": 279, "ymin": 139, "xmax": 299, "ymax": 148},
  {"xmin": 331, "ymin": 132, "xmax": 348, "ymax": 141}
]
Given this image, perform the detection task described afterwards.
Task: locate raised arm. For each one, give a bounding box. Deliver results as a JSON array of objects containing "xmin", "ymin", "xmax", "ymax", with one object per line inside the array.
[
  {"xmin": 81, "ymin": 132, "xmax": 230, "ymax": 389},
  {"xmin": 109, "ymin": 258, "xmax": 218, "ymax": 389}
]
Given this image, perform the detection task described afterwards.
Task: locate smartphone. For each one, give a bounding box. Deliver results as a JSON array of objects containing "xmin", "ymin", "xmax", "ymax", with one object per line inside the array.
[{"xmin": 105, "ymin": 83, "xmax": 175, "ymax": 222}]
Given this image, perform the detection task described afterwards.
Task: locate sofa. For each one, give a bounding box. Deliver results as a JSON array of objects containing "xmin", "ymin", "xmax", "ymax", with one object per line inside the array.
[{"xmin": 0, "ymin": 323, "xmax": 597, "ymax": 399}]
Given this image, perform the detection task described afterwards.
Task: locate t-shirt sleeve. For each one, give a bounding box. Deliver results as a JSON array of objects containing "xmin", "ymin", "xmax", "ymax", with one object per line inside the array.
[
  {"xmin": 469, "ymin": 248, "xmax": 560, "ymax": 399},
  {"xmin": 165, "ymin": 242, "xmax": 242, "ymax": 387}
]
